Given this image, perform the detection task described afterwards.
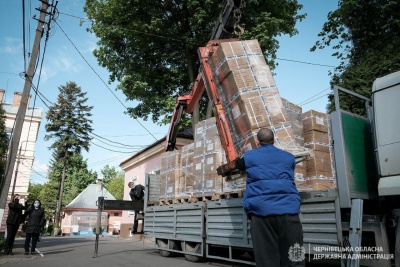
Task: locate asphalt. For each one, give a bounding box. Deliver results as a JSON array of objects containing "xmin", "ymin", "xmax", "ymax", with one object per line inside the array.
[{"xmin": 0, "ymin": 233, "xmax": 157, "ymax": 266}]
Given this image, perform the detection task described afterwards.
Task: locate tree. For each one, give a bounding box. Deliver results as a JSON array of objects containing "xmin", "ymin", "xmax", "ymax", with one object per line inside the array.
[
  {"xmin": 0, "ymin": 104, "xmax": 8, "ymax": 187},
  {"xmin": 100, "ymin": 165, "xmax": 124, "ymax": 200},
  {"xmin": 27, "ymin": 182, "xmax": 44, "ymax": 204},
  {"xmin": 44, "ymin": 81, "xmax": 94, "ymax": 234},
  {"xmin": 84, "ymin": 0, "xmax": 305, "ymax": 126},
  {"xmin": 311, "ymin": 0, "xmax": 400, "ymax": 113},
  {"xmin": 106, "ymin": 176, "xmax": 124, "ymax": 200},
  {"xmin": 41, "ymin": 153, "xmax": 97, "ymax": 218}
]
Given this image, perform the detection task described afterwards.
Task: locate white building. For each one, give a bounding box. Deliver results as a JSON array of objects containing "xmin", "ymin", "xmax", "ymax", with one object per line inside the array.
[{"xmin": 0, "ymin": 89, "xmax": 43, "ymax": 232}]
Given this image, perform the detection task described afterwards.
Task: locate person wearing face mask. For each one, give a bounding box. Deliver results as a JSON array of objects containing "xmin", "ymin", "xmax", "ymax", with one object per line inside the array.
[
  {"xmin": 23, "ymin": 199, "xmax": 45, "ymax": 255},
  {"xmin": 4, "ymin": 194, "xmax": 26, "ymax": 255}
]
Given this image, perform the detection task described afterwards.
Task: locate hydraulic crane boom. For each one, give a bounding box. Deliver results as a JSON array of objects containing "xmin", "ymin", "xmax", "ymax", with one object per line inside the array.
[
  {"xmin": 165, "ymin": 1, "xmax": 246, "ymax": 177},
  {"xmin": 165, "ymin": 40, "xmax": 239, "ymax": 177}
]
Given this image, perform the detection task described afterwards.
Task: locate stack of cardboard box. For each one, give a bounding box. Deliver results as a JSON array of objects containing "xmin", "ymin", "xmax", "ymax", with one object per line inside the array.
[
  {"xmin": 160, "ymin": 150, "xmax": 181, "ymax": 198},
  {"xmin": 210, "ymin": 40, "xmax": 301, "ymax": 156},
  {"xmin": 302, "ymin": 110, "xmax": 335, "ymax": 190},
  {"xmin": 192, "ymin": 117, "xmax": 226, "ymax": 197},
  {"xmin": 159, "ymin": 40, "xmax": 337, "ymax": 199},
  {"xmin": 180, "ymin": 143, "xmax": 194, "ymax": 196}
]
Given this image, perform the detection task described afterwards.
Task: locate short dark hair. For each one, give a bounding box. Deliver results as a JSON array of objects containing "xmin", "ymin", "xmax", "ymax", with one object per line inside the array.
[{"xmin": 257, "ymin": 128, "xmax": 274, "ymax": 145}]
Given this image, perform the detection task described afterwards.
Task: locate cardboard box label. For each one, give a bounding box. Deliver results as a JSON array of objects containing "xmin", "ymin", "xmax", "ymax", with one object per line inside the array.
[
  {"xmin": 196, "ymin": 140, "xmax": 202, "ymax": 148},
  {"xmin": 316, "ymin": 116, "xmax": 324, "ymax": 125},
  {"xmin": 196, "ymin": 163, "xmax": 202, "ymax": 170},
  {"xmin": 207, "ymin": 157, "xmax": 214, "ymax": 165},
  {"xmin": 232, "ymin": 104, "xmax": 241, "ymax": 119}
]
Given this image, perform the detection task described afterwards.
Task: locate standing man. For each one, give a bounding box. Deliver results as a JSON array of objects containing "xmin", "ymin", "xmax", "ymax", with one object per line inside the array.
[
  {"xmin": 128, "ymin": 181, "xmax": 145, "ymax": 234},
  {"xmin": 236, "ymin": 128, "xmax": 304, "ymax": 267},
  {"xmin": 23, "ymin": 199, "xmax": 45, "ymax": 255},
  {"xmin": 4, "ymin": 194, "xmax": 26, "ymax": 255}
]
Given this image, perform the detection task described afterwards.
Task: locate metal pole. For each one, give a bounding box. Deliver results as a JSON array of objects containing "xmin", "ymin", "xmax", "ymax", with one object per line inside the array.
[
  {"xmin": 93, "ymin": 196, "xmax": 104, "ymax": 258},
  {"xmin": 0, "ymin": 0, "xmax": 49, "ymax": 227}
]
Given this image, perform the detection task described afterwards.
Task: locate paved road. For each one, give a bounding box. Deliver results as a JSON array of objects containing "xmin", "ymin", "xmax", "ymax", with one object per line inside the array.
[
  {"xmin": 1, "ymin": 234, "xmax": 345, "ymax": 267},
  {"xmin": 0, "ymin": 235, "xmax": 252, "ymax": 267}
]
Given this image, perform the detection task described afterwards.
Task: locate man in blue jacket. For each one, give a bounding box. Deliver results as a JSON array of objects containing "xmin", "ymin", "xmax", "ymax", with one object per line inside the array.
[{"xmin": 236, "ymin": 128, "xmax": 304, "ymax": 267}]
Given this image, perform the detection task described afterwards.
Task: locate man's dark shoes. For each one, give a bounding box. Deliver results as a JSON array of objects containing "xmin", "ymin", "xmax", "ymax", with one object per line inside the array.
[{"xmin": 24, "ymin": 251, "xmax": 29, "ymax": 255}]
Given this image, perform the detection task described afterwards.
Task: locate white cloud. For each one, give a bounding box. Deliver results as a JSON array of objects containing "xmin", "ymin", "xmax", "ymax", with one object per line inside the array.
[
  {"xmin": 1, "ymin": 37, "xmax": 23, "ymax": 54},
  {"xmin": 33, "ymin": 160, "xmax": 49, "ymax": 173},
  {"xmin": 40, "ymin": 49, "xmax": 83, "ymax": 81}
]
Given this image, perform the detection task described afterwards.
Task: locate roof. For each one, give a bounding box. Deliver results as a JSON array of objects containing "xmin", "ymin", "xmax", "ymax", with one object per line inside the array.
[
  {"xmin": 119, "ymin": 128, "xmax": 193, "ymax": 166},
  {"xmin": 65, "ymin": 184, "xmax": 115, "ymax": 209},
  {"xmin": 2, "ymin": 102, "xmax": 43, "ymax": 119}
]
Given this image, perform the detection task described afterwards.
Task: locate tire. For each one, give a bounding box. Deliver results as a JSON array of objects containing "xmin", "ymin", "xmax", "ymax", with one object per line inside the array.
[
  {"xmin": 156, "ymin": 239, "xmax": 179, "ymax": 257},
  {"xmin": 181, "ymin": 241, "xmax": 204, "ymax": 262}
]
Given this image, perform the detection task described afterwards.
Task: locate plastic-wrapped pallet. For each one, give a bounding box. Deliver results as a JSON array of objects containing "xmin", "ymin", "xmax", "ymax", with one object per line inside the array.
[
  {"xmin": 210, "ymin": 39, "xmax": 303, "ymax": 156},
  {"xmin": 160, "ymin": 150, "xmax": 181, "ymax": 199},
  {"xmin": 192, "ymin": 117, "xmax": 226, "ymax": 196},
  {"xmin": 180, "ymin": 143, "xmax": 194, "ymax": 196},
  {"xmin": 302, "ymin": 109, "xmax": 336, "ymax": 190}
]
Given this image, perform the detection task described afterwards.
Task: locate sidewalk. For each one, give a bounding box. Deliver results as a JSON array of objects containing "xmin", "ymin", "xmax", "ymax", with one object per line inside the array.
[{"xmin": 0, "ymin": 237, "xmax": 41, "ymax": 265}]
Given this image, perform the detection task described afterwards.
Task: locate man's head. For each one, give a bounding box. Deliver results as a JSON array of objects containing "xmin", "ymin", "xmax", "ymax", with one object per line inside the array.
[
  {"xmin": 128, "ymin": 181, "xmax": 135, "ymax": 188},
  {"xmin": 257, "ymin": 128, "xmax": 274, "ymax": 145}
]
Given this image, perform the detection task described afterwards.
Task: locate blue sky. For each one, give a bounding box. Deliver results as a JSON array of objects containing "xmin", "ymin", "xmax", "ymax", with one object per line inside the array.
[{"xmin": 0, "ymin": 0, "xmax": 339, "ymax": 184}]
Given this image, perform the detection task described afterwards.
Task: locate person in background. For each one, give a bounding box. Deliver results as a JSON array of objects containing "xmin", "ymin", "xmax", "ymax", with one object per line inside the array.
[
  {"xmin": 128, "ymin": 181, "xmax": 145, "ymax": 234},
  {"xmin": 23, "ymin": 199, "xmax": 45, "ymax": 255},
  {"xmin": 235, "ymin": 128, "xmax": 304, "ymax": 267},
  {"xmin": 4, "ymin": 194, "xmax": 26, "ymax": 255}
]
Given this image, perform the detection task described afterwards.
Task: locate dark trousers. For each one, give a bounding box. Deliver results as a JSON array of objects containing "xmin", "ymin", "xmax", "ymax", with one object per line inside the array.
[
  {"xmin": 251, "ymin": 214, "xmax": 305, "ymax": 267},
  {"xmin": 24, "ymin": 232, "xmax": 40, "ymax": 252},
  {"xmin": 5, "ymin": 224, "xmax": 19, "ymax": 252},
  {"xmin": 132, "ymin": 210, "xmax": 144, "ymax": 232}
]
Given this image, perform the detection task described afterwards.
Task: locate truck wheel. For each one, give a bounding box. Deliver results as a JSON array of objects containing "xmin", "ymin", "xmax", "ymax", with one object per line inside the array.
[
  {"xmin": 156, "ymin": 239, "xmax": 178, "ymax": 257},
  {"xmin": 181, "ymin": 241, "xmax": 204, "ymax": 262}
]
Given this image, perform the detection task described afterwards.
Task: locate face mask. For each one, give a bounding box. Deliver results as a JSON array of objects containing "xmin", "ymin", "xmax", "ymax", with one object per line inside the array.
[{"xmin": 34, "ymin": 203, "xmax": 40, "ymax": 208}]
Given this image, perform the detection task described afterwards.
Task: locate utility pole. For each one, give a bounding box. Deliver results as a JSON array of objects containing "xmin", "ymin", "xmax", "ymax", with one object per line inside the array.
[{"xmin": 0, "ymin": 0, "xmax": 49, "ymax": 228}]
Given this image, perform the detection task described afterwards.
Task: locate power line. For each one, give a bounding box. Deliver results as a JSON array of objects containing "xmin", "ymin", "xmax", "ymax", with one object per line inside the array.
[
  {"xmin": 274, "ymin": 57, "xmax": 336, "ymax": 68},
  {"xmin": 89, "ymin": 140, "xmax": 141, "ymax": 154},
  {"xmin": 90, "ymin": 132, "xmax": 148, "ymax": 149},
  {"xmin": 53, "ymin": 19, "xmax": 157, "ymax": 141},
  {"xmin": 299, "ymin": 93, "xmax": 330, "ymax": 107},
  {"xmin": 297, "ymin": 87, "xmax": 330, "ymax": 106}
]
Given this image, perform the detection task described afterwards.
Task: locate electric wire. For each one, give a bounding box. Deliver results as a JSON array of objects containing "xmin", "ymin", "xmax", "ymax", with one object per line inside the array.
[
  {"xmin": 22, "ymin": 0, "xmax": 27, "ymax": 72},
  {"xmin": 297, "ymin": 87, "xmax": 330, "ymax": 106},
  {"xmin": 53, "ymin": 19, "xmax": 157, "ymax": 141},
  {"xmin": 89, "ymin": 140, "xmax": 141, "ymax": 154}
]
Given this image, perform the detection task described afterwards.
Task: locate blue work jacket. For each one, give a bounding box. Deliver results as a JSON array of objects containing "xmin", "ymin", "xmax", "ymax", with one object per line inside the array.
[{"xmin": 241, "ymin": 144, "xmax": 301, "ymax": 216}]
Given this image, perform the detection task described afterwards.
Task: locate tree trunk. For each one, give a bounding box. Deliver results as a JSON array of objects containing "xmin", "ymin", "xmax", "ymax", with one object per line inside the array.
[{"xmin": 53, "ymin": 151, "xmax": 67, "ymax": 236}]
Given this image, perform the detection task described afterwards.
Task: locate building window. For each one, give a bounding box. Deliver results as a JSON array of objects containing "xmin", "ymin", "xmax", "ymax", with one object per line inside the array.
[{"xmin": 113, "ymin": 213, "xmax": 119, "ymax": 216}]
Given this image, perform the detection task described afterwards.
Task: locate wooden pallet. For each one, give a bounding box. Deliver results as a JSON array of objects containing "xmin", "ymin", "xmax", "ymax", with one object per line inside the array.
[{"xmin": 212, "ymin": 190, "xmax": 244, "ymax": 200}]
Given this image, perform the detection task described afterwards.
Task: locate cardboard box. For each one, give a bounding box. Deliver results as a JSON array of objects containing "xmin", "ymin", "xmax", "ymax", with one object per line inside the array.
[
  {"xmin": 306, "ymin": 150, "xmax": 333, "ymax": 178},
  {"xmin": 306, "ymin": 178, "xmax": 336, "ymax": 191},
  {"xmin": 302, "ymin": 110, "xmax": 329, "ymax": 133},
  {"xmin": 281, "ymin": 98, "xmax": 303, "ymax": 141}
]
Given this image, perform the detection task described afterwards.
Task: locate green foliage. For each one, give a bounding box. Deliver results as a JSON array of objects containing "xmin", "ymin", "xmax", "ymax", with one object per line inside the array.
[
  {"xmin": 0, "ymin": 104, "xmax": 8, "ymax": 185},
  {"xmin": 101, "ymin": 165, "xmax": 124, "ymax": 200},
  {"xmin": 47, "ymin": 153, "xmax": 97, "ymax": 205},
  {"xmin": 44, "ymin": 81, "xmax": 93, "ymax": 159},
  {"xmin": 27, "ymin": 183, "xmax": 45, "ymax": 204},
  {"xmin": 106, "ymin": 176, "xmax": 124, "ymax": 200},
  {"xmin": 100, "ymin": 164, "xmax": 124, "ymax": 186},
  {"xmin": 84, "ymin": 0, "xmax": 305, "ymax": 125},
  {"xmin": 312, "ymin": 0, "xmax": 400, "ymax": 113}
]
